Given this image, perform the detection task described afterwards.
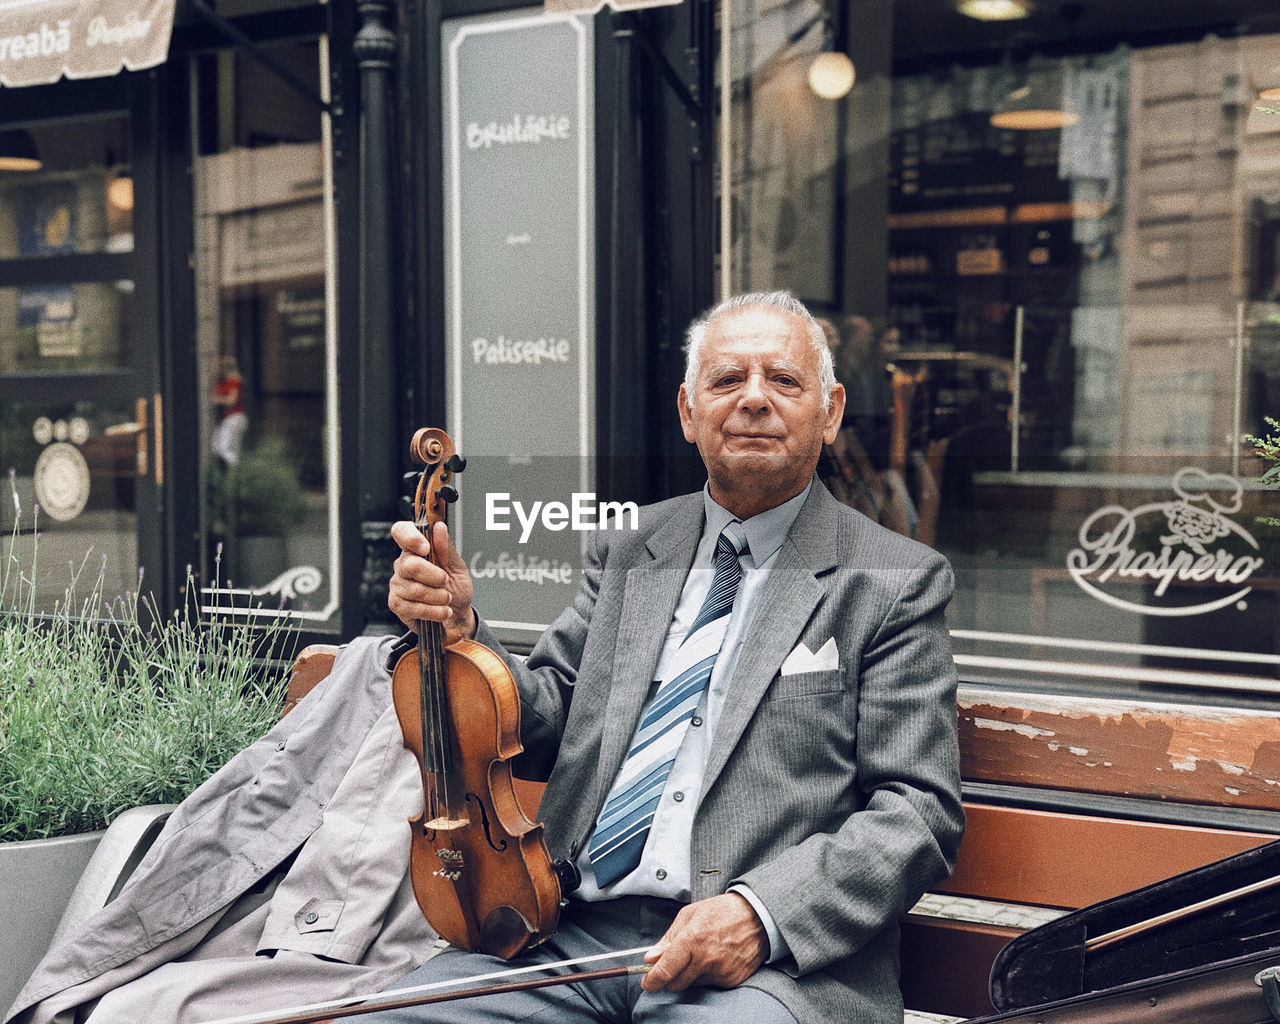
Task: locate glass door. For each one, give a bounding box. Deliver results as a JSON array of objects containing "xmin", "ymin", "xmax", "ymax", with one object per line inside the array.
[
  {"xmin": 0, "ymin": 79, "xmax": 161, "ymax": 614},
  {"xmin": 189, "ymin": 38, "xmax": 340, "ymax": 628}
]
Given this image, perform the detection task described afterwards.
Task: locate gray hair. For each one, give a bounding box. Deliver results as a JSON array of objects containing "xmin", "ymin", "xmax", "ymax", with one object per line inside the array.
[{"xmin": 683, "ymin": 291, "xmax": 837, "ymax": 412}]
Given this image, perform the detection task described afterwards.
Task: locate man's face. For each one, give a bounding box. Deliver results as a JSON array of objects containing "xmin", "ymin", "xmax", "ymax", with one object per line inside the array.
[{"xmin": 678, "ymin": 305, "xmax": 845, "ymax": 513}]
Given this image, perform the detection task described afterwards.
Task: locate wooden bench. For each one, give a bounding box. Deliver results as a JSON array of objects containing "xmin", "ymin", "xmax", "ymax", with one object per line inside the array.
[
  {"xmin": 898, "ymin": 687, "xmax": 1280, "ymax": 1019},
  {"xmin": 288, "ymin": 646, "xmax": 1280, "ymax": 1021}
]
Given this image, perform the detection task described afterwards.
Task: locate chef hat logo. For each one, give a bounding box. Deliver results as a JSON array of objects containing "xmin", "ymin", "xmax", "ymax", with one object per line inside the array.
[
  {"xmin": 1171, "ymin": 467, "xmax": 1243, "ymax": 515},
  {"xmin": 1161, "ymin": 468, "xmax": 1243, "ymax": 555}
]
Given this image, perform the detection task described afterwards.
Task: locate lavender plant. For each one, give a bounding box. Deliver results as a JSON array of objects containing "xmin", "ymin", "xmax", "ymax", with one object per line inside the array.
[{"xmin": 0, "ymin": 501, "xmax": 292, "ymax": 842}]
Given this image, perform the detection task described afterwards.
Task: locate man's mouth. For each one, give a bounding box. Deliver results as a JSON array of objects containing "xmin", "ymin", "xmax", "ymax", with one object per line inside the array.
[{"xmin": 726, "ymin": 433, "xmax": 783, "ymax": 449}]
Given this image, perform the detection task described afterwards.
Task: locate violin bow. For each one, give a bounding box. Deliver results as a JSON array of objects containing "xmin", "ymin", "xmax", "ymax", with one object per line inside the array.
[
  {"xmin": 1085, "ymin": 874, "xmax": 1280, "ymax": 953},
  {"xmin": 199, "ymin": 945, "xmax": 658, "ymax": 1024}
]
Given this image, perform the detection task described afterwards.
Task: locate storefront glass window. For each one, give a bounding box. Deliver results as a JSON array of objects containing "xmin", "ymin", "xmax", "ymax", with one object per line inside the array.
[
  {"xmin": 192, "ymin": 39, "xmax": 339, "ymax": 628},
  {"xmin": 0, "ymin": 282, "xmax": 131, "ymax": 374},
  {"xmin": 0, "ymin": 114, "xmax": 133, "ymax": 261},
  {"xmin": 0, "ymin": 104, "xmax": 147, "ymax": 618},
  {"xmin": 722, "ymin": 0, "xmax": 1280, "ymax": 696},
  {"xmin": 0, "ymin": 398, "xmax": 142, "ymax": 609}
]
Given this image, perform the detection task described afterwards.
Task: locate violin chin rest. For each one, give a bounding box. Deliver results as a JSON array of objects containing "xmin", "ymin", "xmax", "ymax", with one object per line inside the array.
[{"xmin": 480, "ymin": 904, "xmax": 536, "ymax": 961}]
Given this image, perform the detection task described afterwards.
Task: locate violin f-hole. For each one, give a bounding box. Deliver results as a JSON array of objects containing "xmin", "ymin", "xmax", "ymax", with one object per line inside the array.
[{"xmin": 466, "ymin": 792, "xmax": 510, "ymax": 854}]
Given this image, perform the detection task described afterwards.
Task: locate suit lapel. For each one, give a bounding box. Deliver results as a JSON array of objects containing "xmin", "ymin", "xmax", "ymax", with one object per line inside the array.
[
  {"xmin": 700, "ymin": 482, "xmax": 841, "ymax": 800},
  {"xmin": 595, "ymin": 495, "xmax": 704, "ymax": 803}
]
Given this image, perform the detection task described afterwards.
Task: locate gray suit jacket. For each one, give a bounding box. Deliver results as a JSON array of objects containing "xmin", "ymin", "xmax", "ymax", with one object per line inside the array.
[{"xmin": 474, "ymin": 479, "xmax": 965, "ymax": 1024}]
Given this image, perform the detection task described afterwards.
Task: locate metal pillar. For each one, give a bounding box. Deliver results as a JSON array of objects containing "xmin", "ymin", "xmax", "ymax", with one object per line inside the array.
[{"xmin": 354, "ymin": 0, "xmax": 401, "ymax": 633}]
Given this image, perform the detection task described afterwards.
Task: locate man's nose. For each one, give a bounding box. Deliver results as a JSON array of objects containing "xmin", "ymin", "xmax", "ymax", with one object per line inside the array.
[{"xmin": 739, "ymin": 373, "xmax": 770, "ymax": 412}]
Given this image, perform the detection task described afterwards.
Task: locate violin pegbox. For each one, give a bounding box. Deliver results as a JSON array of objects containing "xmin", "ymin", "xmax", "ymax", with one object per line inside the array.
[{"xmin": 409, "ymin": 428, "xmax": 466, "ymax": 537}]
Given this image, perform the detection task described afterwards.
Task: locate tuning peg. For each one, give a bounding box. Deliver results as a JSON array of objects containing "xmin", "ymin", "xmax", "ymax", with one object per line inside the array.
[
  {"xmin": 445, "ymin": 454, "xmax": 467, "ymax": 473},
  {"xmin": 437, "ymin": 484, "xmax": 459, "ymax": 504}
]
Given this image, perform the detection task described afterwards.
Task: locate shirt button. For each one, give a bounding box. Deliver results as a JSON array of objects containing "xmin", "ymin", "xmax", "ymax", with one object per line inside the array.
[
  {"xmin": 691, "ymin": 716, "xmax": 703, "ymax": 727},
  {"xmin": 304, "ymin": 911, "xmax": 319, "ymax": 924},
  {"xmin": 655, "ymin": 868, "xmax": 667, "ymax": 880},
  {"xmin": 672, "ymin": 791, "xmax": 685, "ymax": 802}
]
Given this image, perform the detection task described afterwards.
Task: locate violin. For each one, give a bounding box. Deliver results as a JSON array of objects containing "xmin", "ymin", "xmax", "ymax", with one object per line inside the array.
[{"xmin": 390, "ymin": 427, "xmax": 576, "ymax": 960}]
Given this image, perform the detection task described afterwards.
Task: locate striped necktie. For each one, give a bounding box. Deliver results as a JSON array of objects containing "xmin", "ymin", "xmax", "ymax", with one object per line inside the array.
[{"xmin": 587, "ymin": 522, "xmax": 747, "ymax": 888}]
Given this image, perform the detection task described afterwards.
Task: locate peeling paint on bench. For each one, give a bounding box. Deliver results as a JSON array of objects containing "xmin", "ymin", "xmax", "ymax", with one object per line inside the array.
[{"xmin": 958, "ymin": 687, "xmax": 1280, "ymax": 811}]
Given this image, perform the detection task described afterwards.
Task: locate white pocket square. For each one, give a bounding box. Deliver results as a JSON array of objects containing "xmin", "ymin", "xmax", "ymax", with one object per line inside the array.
[{"xmin": 780, "ymin": 636, "xmax": 839, "ymax": 675}]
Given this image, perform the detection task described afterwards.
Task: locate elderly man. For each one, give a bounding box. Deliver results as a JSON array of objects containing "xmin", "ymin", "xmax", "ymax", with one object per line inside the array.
[{"xmin": 381, "ymin": 290, "xmax": 964, "ymax": 1024}]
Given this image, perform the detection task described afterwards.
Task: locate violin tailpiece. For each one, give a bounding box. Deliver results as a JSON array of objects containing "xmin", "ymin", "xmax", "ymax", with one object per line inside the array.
[{"xmin": 433, "ymin": 847, "xmax": 465, "ymax": 882}]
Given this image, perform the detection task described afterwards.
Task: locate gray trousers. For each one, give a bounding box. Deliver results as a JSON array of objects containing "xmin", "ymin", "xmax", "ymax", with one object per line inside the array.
[{"xmin": 363, "ymin": 897, "xmax": 798, "ymax": 1024}]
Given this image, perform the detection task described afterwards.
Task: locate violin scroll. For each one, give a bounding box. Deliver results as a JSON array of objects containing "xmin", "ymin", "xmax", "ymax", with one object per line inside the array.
[{"xmin": 410, "ymin": 427, "xmax": 466, "ymax": 537}]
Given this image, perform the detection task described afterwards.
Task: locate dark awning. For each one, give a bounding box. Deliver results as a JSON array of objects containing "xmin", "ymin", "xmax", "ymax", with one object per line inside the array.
[{"xmin": 0, "ymin": 0, "xmax": 175, "ymax": 87}]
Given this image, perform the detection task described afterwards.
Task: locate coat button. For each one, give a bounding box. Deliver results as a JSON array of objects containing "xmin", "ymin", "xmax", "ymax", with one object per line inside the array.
[
  {"xmin": 672, "ymin": 791, "xmax": 685, "ymax": 802},
  {"xmin": 304, "ymin": 911, "xmax": 319, "ymax": 924},
  {"xmin": 691, "ymin": 716, "xmax": 703, "ymax": 727},
  {"xmin": 276, "ymin": 741, "xmax": 287, "ymax": 752},
  {"xmin": 655, "ymin": 868, "xmax": 667, "ymax": 880}
]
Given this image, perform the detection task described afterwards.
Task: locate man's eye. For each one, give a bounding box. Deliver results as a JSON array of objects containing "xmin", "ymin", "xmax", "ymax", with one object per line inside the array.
[{"xmin": 775, "ymin": 375, "xmax": 798, "ymax": 387}]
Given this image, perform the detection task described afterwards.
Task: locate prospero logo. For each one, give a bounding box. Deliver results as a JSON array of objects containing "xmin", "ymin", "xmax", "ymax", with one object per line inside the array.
[
  {"xmin": 1066, "ymin": 468, "xmax": 1265, "ymax": 617},
  {"xmin": 485, "ymin": 492, "xmax": 639, "ymax": 544}
]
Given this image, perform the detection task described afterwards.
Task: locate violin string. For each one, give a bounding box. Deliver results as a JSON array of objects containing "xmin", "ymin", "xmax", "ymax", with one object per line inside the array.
[
  {"xmin": 198, "ymin": 945, "xmax": 661, "ymax": 1024},
  {"xmin": 431, "ymin": 486, "xmax": 451, "ymax": 809},
  {"xmin": 421, "ymin": 475, "xmax": 454, "ymax": 824},
  {"xmin": 415, "ymin": 469, "xmax": 445, "ymax": 817},
  {"xmin": 414, "ymin": 487, "xmax": 437, "ymax": 812}
]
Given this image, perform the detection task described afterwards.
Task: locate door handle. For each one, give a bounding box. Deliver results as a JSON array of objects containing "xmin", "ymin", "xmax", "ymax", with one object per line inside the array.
[
  {"xmin": 132, "ymin": 394, "xmax": 163, "ymax": 482},
  {"xmin": 135, "ymin": 397, "xmax": 148, "ymax": 478},
  {"xmin": 153, "ymin": 392, "xmax": 163, "ymax": 486}
]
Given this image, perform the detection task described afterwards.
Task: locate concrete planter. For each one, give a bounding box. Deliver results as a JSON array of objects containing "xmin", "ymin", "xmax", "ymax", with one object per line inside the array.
[{"xmin": 0, "ymin": 830, "xmax": 104, "ymax": 1017}]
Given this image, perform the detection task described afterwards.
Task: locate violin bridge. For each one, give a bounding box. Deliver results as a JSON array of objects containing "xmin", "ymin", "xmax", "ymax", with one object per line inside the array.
[
  {"xmin": 433, "ymin": 847, "xmax": 465, "ymax": 882},
  {"xmin": 425, "ymin": 815, "xmax": 470, "ymax": 831}
]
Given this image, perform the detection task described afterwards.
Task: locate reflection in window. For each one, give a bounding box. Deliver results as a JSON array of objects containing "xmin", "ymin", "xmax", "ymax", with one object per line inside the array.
[
  {"xmin": 722, "ymin": 2, "xmax": 1280, "ymax": 693},
  {"xmin": 193, "ymin": 39, "xmax": 337, "ymax": 627},
  {"xmin": 0, "ymin": 283, "xmax": 132, "ymax": 373},
  {"xmin": 0, "ymin": 116, "xmax": 133, "ymax": 259},
  {"xmin": 0, "ymin": 400, "xmax": 139, "ymax": 615}
]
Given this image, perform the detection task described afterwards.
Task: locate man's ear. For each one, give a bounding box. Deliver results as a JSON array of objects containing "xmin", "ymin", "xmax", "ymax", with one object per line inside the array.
[
  {"xmin": 677, "ymin": 384, "xmax": 697, "ymax": 443},
  {"xmin": 822, "ymin": 383, "xmax": 846, "ymax": 444}
]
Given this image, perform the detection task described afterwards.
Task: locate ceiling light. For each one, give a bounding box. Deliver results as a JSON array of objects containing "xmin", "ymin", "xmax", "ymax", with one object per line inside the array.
[
  {"xmin": 1255, "ymin": 63, "xmax": 1280, "ymax": 103},
  {"xmin": 957, "ymin": 0, "xmax": 1032, "ymax": 22},
  {"xmin": 0, "ymin": 130, "xmax": 41, "ymax": 172},
  {"xmin": 990, "ymin": 108, "xmax": 1080, "ymax": 129},
  {"xmin": 808, "ymin": 51, "xmax": 856, "ymax": 100},
  {"xmin": 107, "ymin": 173, "xmax": 134, "ymax": 212},
  {"xmin": 990, "ymin": 66, "xmax": 1078, "ymax": 130}
]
